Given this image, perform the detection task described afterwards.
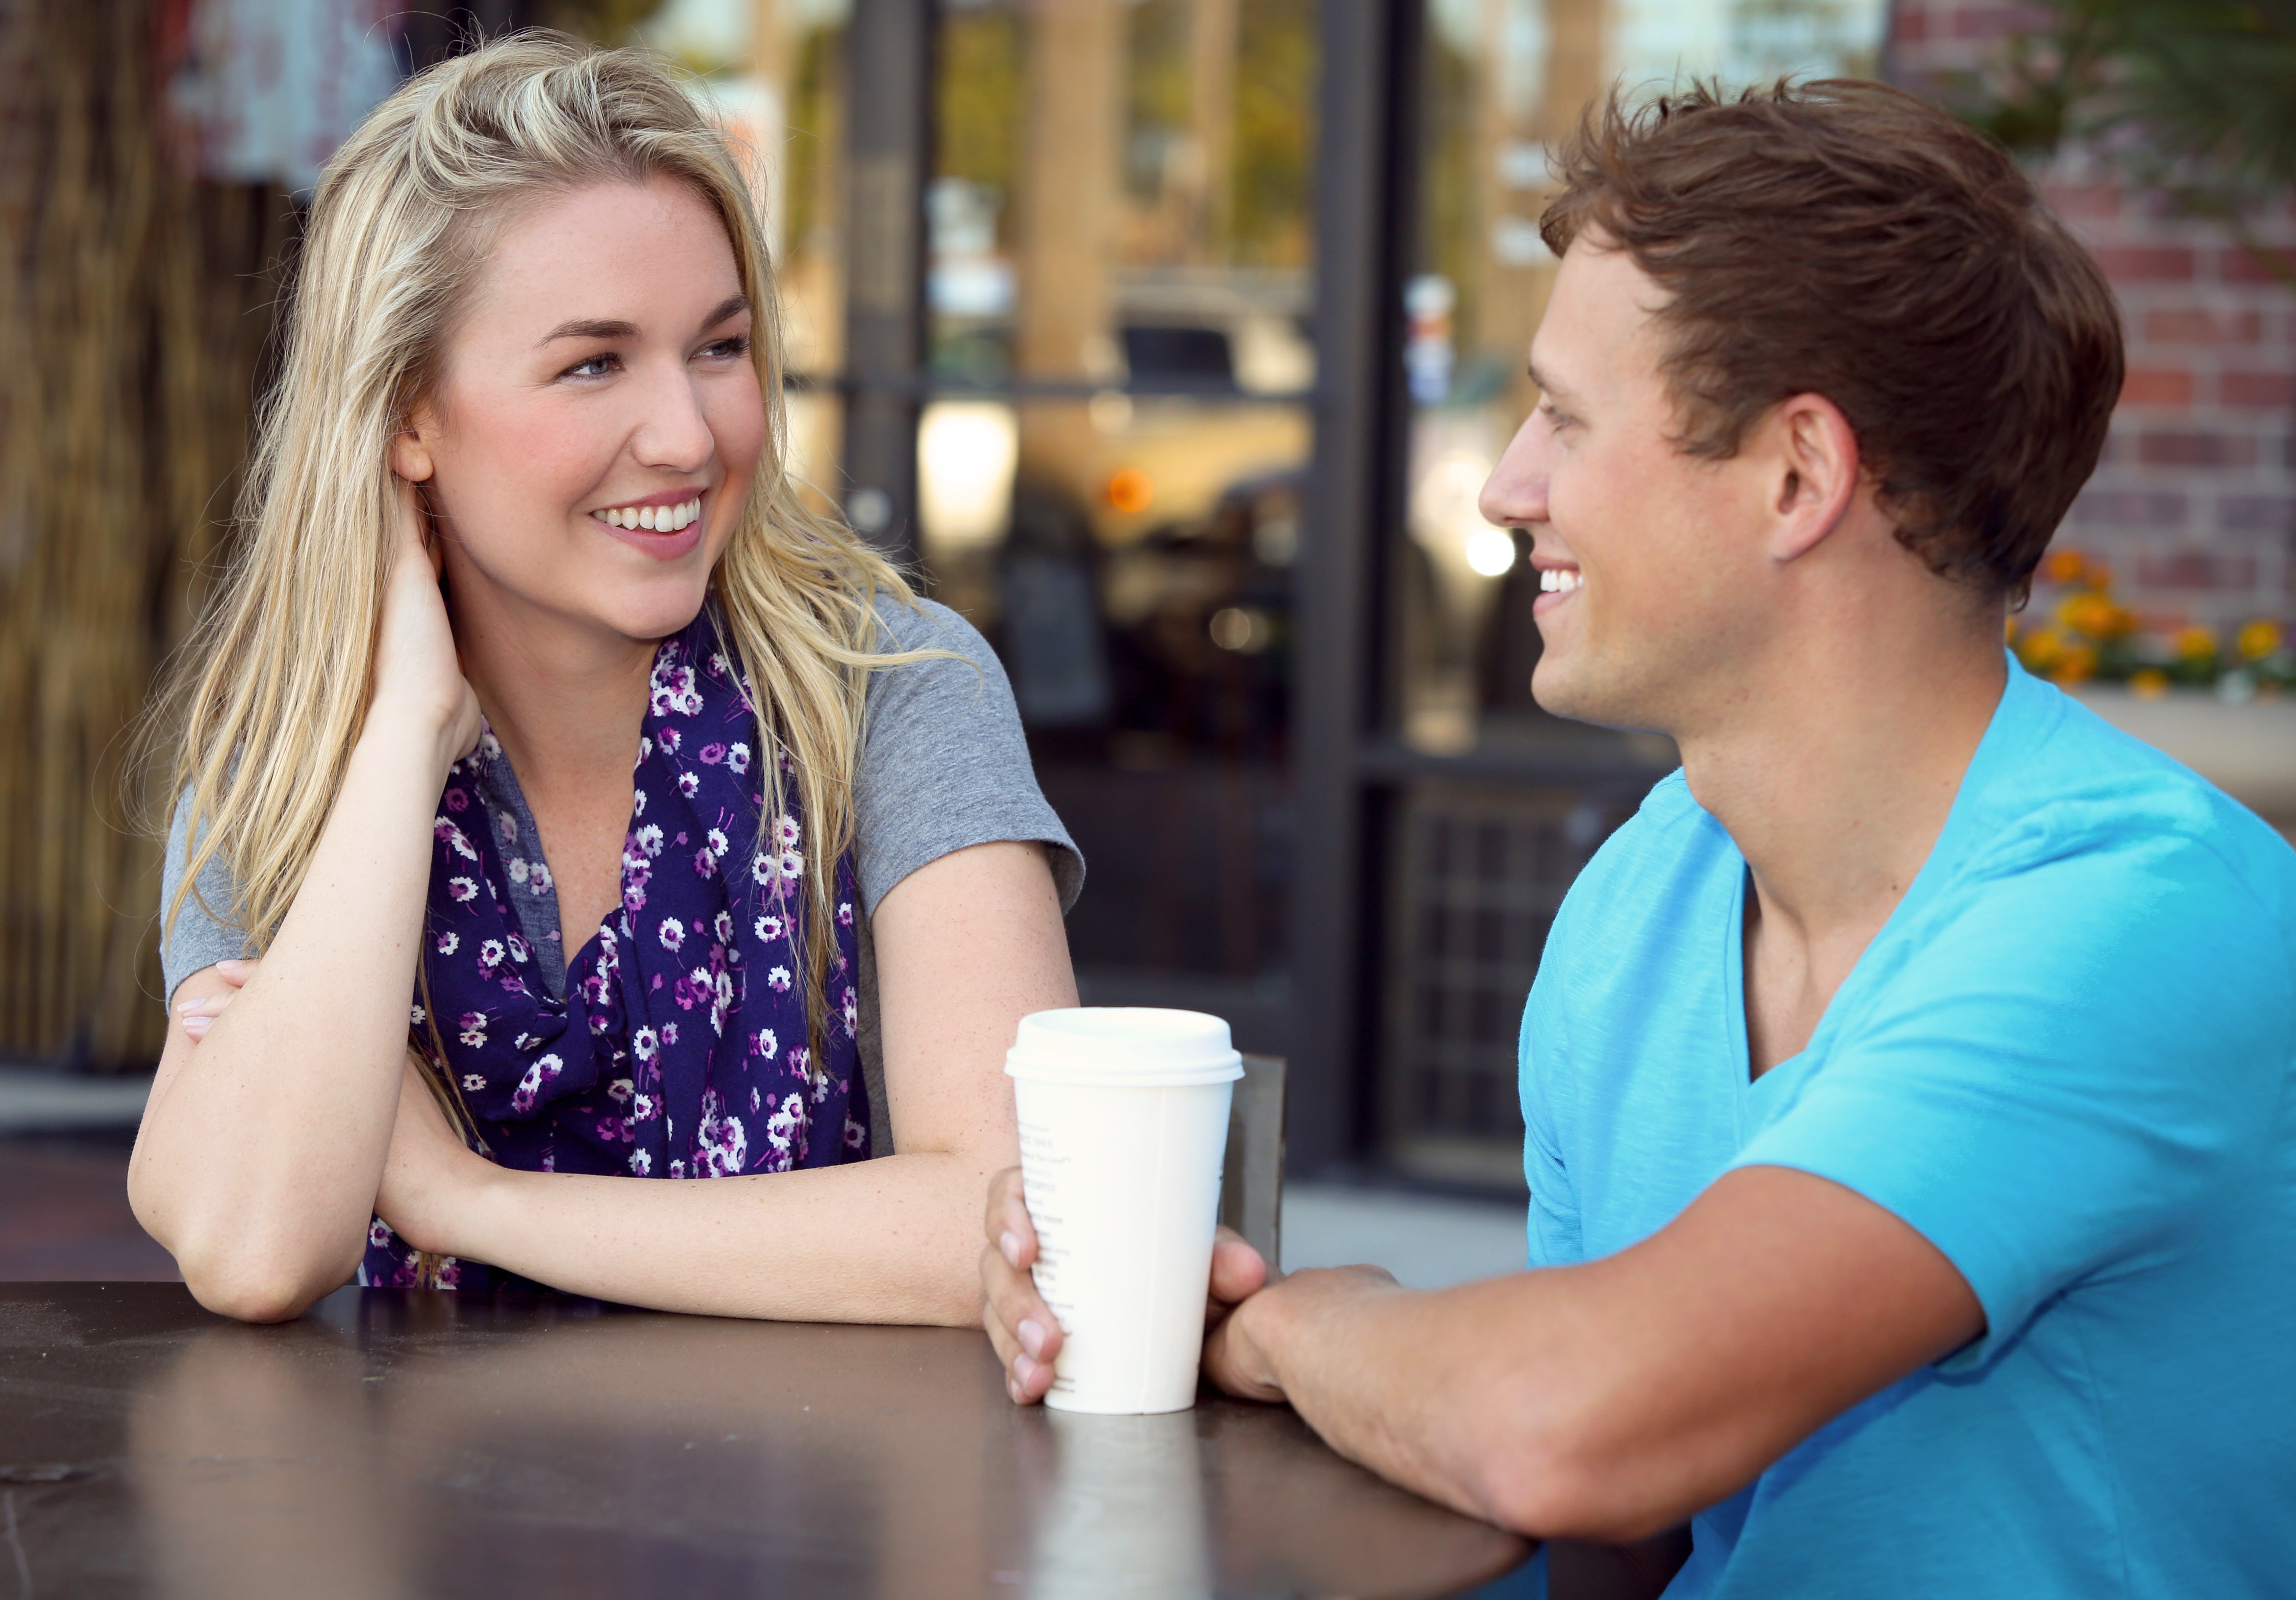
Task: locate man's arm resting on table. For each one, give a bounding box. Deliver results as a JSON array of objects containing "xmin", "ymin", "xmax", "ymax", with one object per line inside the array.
[{"xmin": 1207, "ymin": 1164, "xmax": 1983, "ymax": 1542}]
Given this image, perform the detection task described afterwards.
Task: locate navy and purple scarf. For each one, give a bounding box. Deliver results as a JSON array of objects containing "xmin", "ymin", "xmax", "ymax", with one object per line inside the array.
[{"xmin": 362, "ymin": 613, "xmax": 867, "ymax": 1290}]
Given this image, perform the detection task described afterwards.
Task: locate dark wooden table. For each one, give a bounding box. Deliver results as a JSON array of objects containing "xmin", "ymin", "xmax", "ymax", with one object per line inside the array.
[{"xmin": 0, "ymin": 1283, "xmax": 1528, "ymax": 1599}]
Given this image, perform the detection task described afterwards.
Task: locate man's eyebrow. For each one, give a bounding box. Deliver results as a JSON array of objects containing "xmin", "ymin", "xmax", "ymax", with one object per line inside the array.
[
  {"xmin": 1527, "ymin": 361, "xmax": 1576, "ymax": 403},
  {"xmin": 534, "ymin": 295, "xmax": 751, "ymax": 349}
]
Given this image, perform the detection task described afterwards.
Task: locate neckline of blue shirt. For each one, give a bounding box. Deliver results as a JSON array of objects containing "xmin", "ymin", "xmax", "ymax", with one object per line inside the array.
[{"xmin": 1717, "ymin": 654, "xmax": 2059, "ymax": 1119}]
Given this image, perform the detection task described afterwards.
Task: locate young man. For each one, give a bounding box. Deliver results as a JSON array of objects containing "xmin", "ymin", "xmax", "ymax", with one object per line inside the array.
[{"xmin": 983, "ymin": 81, "xmax": 2296, "ymax": 1596}]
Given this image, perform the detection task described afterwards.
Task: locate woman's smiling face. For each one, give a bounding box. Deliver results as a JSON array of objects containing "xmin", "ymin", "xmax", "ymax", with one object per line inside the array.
[{"xmin": 393, "ymin": 172, "xmax": 766, "ymax": 648}]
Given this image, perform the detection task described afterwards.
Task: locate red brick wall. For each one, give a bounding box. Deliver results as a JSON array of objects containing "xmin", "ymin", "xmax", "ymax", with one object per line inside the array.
[{"xmin": 1890, "ymin": 0, "xmax": 2295, "ymax": 631}]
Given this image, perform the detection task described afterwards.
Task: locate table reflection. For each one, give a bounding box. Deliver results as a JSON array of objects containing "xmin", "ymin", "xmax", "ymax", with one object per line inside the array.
[{"xmin": 76, "ymin": 1288, "xmax": 1525, "ymax": 1599}]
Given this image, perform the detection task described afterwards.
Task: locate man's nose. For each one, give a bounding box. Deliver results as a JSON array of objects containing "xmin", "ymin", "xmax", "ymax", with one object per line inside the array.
[{"xmin": 1478, "ymin": 414, "xmax": 1550, "ymax": 530}]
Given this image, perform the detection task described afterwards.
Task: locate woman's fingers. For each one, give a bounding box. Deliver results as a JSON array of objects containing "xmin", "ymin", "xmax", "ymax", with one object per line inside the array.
[{"xmin": 176, "ymin": 959, "xmax": 260, "ymax": 1040}]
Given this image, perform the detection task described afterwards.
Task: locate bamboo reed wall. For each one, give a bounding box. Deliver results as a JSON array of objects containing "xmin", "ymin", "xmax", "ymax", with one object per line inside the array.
[{"xmin": 0, "ymin": 0, "xmax": 291, "ymax": 1068}]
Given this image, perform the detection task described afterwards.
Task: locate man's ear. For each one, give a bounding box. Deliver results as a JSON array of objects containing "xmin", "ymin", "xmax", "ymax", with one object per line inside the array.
[
  {"xmin": 1763, "ymin": 393, "xmax": 1860, "ymax": 566},
  {"xmin": 390, "ymin": 404, "xmax": 437, "ymax": 483}
]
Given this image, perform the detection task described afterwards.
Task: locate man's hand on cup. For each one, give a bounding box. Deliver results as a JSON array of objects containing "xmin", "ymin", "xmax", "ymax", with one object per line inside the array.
[{"xmin": 981, "ymin": 1165, "xmax": 1272, "ymax": 1406}]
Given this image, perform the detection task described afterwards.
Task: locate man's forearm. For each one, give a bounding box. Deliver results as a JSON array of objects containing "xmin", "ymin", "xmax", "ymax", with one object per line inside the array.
[{"xmin": 1243, "ymin": 1270, "xmax": 1584, "ymax": 1533}]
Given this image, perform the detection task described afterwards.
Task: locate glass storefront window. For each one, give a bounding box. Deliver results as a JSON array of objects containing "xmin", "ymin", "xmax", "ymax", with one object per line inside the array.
[{"xmin": 920, "ymin": 1, "xmax": 1317, "ymax": 1039}]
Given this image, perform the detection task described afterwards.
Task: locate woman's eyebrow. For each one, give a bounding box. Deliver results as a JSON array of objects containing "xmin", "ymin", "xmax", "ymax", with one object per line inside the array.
[
  {"xmin": 698, "ymin": 293, "xmax": 750, "ymax": 331},
  {"xmin": 537, "ymin": 317, "xmax": 638, "ymax": 347}
]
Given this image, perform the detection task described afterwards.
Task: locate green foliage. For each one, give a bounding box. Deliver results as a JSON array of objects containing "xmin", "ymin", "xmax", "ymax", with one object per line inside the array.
[
  {"xmin": 1954, "ymin": 0, "xmax": 2296, "ymax": 285},
  {"xmin": 1229, "ymin": 0, "xmax": 1316, "ymax": 268}
]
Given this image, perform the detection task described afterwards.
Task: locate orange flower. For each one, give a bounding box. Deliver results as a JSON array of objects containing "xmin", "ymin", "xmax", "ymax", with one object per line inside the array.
[
  {"xmin": 2129, "ymin": 667, "xmax": 2170, "ymax": 699},
  {"xmin": 2042, "ymin": 548, "xmax": 2087, "ymax": 585},
  {"xmin": 2020, "ymin": 627, "xmax": 2066, "ymax": 669},
  {"xmin": 2236, "ymin": 620, "xmax": 2283, "ymax": 661},
  {"xmin": 2174, "ymin": 625, "xmax": 2218, "ymax": 662},
  {"xmin": 2059, "ymin": 592, "xmax": 2134, "ymax": 639},
  {"xmin": 2050, "ymin": 643, "xmax": 2098, "ymax": 685}
]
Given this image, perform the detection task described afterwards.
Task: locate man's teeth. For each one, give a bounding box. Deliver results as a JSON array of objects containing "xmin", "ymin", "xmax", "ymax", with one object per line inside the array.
[
  {"xmin": 600, "ymin": 497, "xmax": 703, "ymax": 532},
  {"xmin": 1538, "ymin": 568, "xmax": 1584, "ymax": 593}
]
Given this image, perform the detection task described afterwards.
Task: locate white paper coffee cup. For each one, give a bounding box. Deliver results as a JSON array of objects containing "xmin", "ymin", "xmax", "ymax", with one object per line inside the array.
[{"xmin": 1006, "ymin": 1008, "xmax": 1243, "ymax": 1414}]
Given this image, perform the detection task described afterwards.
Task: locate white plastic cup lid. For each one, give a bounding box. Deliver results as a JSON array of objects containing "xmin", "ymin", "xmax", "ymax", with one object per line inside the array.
[{"xmin": 1004, "ymin": 1007, "xmax": 1244, "ymax": 1088}]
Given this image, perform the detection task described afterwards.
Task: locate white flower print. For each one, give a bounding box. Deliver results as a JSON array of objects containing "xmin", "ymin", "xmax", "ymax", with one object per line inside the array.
[
  {"xmin": 658, "ymin": 918, "xmax": 684, "ymax": 953},
  {"xmin": 628, "ymin": 1149, "xmax": 653, "ymax": 1176},
  {"xmin": 697, "ymin": 1089, "xmax": 748, "ymax": 1178},
  {"xmin": 650, "ymin": 660, "xmax": 703, "ymax": 717},
  {"xmin": 750, "ymin": 1086, "xmax": 762, "ymax": 1112},
  {"xmin": 677, "ymin": 770, "xmax": 701, "ymax": 798},
  {"xmin": 462, "ymin": 1073, "xmax": 485, "ymax": 1091},
  {"xmin": 764, "ymin": 1092, "xmax": 806, "ymax": 1172},
  {"xmin": 844, "ymin": 1116, "xmax": 866, "ymax": 1151},
  {"xmin": 633, "ymin": 1026, "xmax": 659, "ymax": 1062},
  {"xmin": 635, "ymin": 823, "xmax": 663, "ymax": 859},
  {"xmin": 434, "ymin": 932, "xmax": 459, "ymax": 955},
  {"xmin": 410, "ymin": 1004, "xmax": 426, "ymax": 1027},
  {"xmin": 837, "ymin": 900, "xmax": 854, "ymax": 928},
  {"xmin": 779, "ymin": 848, "xmax": 805, "ymax": 881},
  {"xmin": 507, "ymin": 857, "xmax": 529, "ymax": 884},
  {"xmin": 767, "ymin": 965, "xmax": 792, "ymax": 993},
  {"xmin": 632, "ymin": 787, "xmax": 647, "ymax": 817},
  {"xmin": 659, "ymin": 727, "xmax": 682, "ymax": 755},
  {"xmin": 506, "ymin": 933, "xmax": 529, "ymax": 963},
  {"xmin": 714, "ymin": 910, "xmax": 734, "ymax": 944},
  {"xmin": 608, "ymin": 1077, "xmax": 633, "ymax": 1104},
  {"xmin": 480, "ymin": 729, "xmax": 504, "ymax": 761},
  {"xmin": 479, "ymin": 938, "xmax": 505, "ymax": 971},
  {"xmin": 369, "ymin": 1218, "xmax": 393, "ymax": 1248},
  {"xmin": 434, "ymin": 817, "xmax": 479, "ymax": 860},
  {"xmin": 841, "ymin": 985, "xmax": 859, "ymax": 1038},
  {"xmin": 754, "ymin": 913, "xmax": 785, "ymax": 942},
  {"xmin": 727, "ymin": 742, "xmax": 750, "ymax": 774},
  {"xmin": 495, "ymin": 811, "xmax": 517, "ymax": 843},
  {"xmin": 511, "ymin": 1053, "xmax": 563, "ymax": 1115},
  {"xmin": 635, "ymin": 1092, "xmax": 658, "ymax": 1120},
  {"xmin": 773, "ymin": 815, "xmax": 802, "ymax": 850},
  {"xmin": 752, "ymin": 1027, "xmax": 779, "ymax": 1060},
  {"xmin": 530, "ymin": 860, "xmax": 555, "ymax": 893},
  {"xmin": 458, "ymin": 1011, "xmax": 487, "ymax": 1048},
  {"xmin": 448, "ymin": 877, "xmax": 479, "ymax": 903},
  {"xmin": 662, "ymin": 1021, "xmax": 681, "ymax": 1046}
]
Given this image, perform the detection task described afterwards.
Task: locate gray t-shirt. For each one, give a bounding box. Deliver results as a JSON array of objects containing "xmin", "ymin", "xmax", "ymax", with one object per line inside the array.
[{"xmin": 160, "ymin": 596, "xmax": 1082, "ymax": 1149}]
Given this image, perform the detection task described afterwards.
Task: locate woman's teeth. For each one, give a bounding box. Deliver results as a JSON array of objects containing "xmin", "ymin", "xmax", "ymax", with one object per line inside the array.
[
  {"xmin": 600, "ymin": 497, "xmax": 702, "ymax": 532},
  {"xmin": 1538, "ymin": 567, "xmax": 1584, "ymax": 593}
]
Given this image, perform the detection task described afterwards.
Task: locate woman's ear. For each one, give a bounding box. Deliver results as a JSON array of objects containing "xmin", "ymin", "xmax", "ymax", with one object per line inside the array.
[{"xmin": 390, "ymin": 406, "xmax": 438, "ymax": 483}]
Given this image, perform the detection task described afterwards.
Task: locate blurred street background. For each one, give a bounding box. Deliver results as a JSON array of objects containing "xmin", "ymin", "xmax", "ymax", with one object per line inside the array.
[{"xmin": 3, "ymin": 0, "xmax": 2291, "ymax": 1279}]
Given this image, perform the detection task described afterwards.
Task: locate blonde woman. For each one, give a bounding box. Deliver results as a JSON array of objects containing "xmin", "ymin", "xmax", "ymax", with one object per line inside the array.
[{"xmin": 131, "ymin": 34, "xmax": 1081, "ymax": 1324}]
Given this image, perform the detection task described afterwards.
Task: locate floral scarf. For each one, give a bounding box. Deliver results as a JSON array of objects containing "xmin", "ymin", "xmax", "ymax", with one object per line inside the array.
[{"xmin": 361, "ymin": 610, "xmax": 867, "ymax": 1290}]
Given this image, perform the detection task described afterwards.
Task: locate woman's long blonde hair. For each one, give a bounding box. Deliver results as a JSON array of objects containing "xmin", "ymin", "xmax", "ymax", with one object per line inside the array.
[{"xmin": 151, "ymin": 33, "xmax": 916, "ymax": 1062}]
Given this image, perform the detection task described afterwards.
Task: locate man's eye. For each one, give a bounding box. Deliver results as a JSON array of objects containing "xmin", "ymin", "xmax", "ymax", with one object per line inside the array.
[{"xmin": 564, "ymin": 352, "xmax": 618, "ymax": 379}]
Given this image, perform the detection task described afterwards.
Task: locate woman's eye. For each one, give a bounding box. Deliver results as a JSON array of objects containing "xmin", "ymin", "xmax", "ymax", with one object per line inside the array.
[
  {"xmin": 563, "ymin": 352, "xmax": 619, "ymax": 380},
  {"xmin": 701, "ymin": 334, "xmax": 752, "ymax": 361}
]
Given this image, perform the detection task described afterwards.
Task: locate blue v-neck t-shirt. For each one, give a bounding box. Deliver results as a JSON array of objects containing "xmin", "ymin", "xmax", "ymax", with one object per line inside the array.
[{"xmin": 1519, "ymin": 659, "xmax": 2296, "ymax": 1598}]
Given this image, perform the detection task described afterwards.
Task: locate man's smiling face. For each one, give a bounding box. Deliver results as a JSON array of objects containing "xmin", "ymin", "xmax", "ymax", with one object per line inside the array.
[{"xmin": 1479, "ymin": 235, "xmax": 1781, "ymax": 735}]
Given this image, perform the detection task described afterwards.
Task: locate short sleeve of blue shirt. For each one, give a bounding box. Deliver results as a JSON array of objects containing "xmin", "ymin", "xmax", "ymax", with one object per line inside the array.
[{"xmin": 1729, "ymin": 823, "xmax": 2291, "ymax": 1370}]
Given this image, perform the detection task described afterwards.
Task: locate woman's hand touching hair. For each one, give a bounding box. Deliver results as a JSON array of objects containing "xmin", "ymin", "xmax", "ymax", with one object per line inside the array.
[{"xmin": 370, "ymin": 473, "xmax": 482, "ymax": 777}]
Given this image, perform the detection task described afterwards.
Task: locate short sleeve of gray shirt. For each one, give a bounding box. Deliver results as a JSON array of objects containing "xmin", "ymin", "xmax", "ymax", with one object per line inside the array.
[{"xmin": 159, "ymin": 595, "xmax": 1083, "ymax": 1148}]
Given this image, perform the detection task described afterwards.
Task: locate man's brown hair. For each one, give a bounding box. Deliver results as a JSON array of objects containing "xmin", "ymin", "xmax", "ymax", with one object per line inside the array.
[{"xmin": 1540, "ymin": 79, "xmax": 2124, "ymax": 601}]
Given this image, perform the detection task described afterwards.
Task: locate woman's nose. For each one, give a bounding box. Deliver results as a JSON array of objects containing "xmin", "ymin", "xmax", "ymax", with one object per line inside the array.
[{"xmin": 631, "ymin": 368, "xmax": 715, "ymax": 473}]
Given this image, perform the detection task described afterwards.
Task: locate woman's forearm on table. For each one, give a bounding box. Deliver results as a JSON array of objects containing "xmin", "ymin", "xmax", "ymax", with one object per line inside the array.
[
  {"xmin": 443, "ymin": 1147, "xmax": 1005, "ymax": 1324},
  {"xmin": 130, "ymin": 716, "xmax": 453, "ymax": 1319}
]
